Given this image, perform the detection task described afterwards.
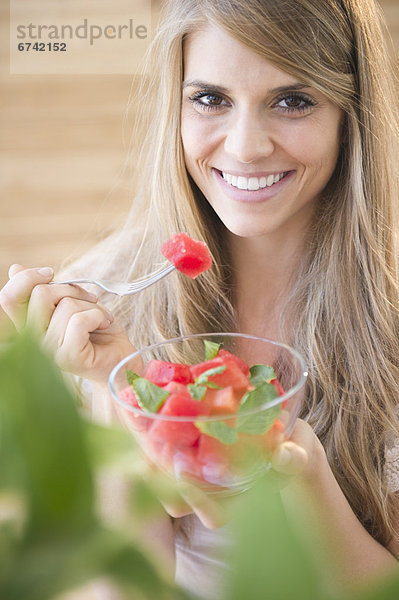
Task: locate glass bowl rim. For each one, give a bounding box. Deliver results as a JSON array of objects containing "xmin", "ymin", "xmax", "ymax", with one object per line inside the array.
[{"xmin": 108, "ymin": 332, "xmax": 308, "ymax": 423}]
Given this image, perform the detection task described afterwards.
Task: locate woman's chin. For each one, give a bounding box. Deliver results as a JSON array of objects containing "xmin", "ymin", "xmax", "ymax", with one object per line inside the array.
[{"xmin": 220, "ymin": 219, "xmax": 276, "ymax": 239}]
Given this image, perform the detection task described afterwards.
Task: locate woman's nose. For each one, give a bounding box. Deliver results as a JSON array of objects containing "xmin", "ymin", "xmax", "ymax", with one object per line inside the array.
[{"xmin": 223, "ymin": 110, "xmax": 275, "ymax": 163}]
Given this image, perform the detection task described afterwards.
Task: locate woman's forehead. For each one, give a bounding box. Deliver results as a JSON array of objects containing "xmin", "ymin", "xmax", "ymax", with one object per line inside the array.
[{"xmin": 182, "ymin": 24, "xmax": 303, "ymax": 88}]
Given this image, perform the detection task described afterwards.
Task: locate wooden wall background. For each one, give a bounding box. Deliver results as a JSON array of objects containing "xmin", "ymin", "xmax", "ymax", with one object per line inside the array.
[{"xmin": 1, "ymin": 0, "xmax": 398, "ymax": 291}]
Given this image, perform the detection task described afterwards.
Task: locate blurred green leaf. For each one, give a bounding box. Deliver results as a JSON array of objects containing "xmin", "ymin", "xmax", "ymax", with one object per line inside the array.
[
  {"xmin": 195, "ymin": 365, "xmax": 226, "ymax": 386},
  {"xmin": 195, "ymin": 420, "xmax": 238, "ymax": 444},
  {"xmin": 237, "ymin": 383, "xmax": 280, "ymax": 435},
  {"xmin": 351, "ymin": 570, "xmax": 399, "ymax": 600},
  {"xmin": 204, "ymin": 340, "xmax": 221, "ymax": 360},
  {"xmin": 249, "ymin": 364, "xmax": 277, "ymax": 386},
  {"xmin": 225, "ymin": 475, "xmax": 334, "ymax": 600},
  {"xmin": 83, "ymin": 418, "xmax": 139, "ymax": 469},
  {"xmin": 126, "ymin": 369, "xmax": 139, "ymax": 386},
  {"xmin": 0, "ymin": 331, "xmax": 94, "ymax": 534},
  {"xmin": 187, "ymin": 383, "xmax": 207, "ymax": 400},
  {"xmin": 133, "ymin": 377, "xmax": 170, "ymax": 412},
  {"xmin": 0, "ymin": 330, "xmax": 189, "ymax": 600}
]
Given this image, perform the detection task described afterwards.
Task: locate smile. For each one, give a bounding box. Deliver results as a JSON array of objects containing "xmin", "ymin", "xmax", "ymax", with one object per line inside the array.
[{"xmin": 221, "ymin": 171, "xmax": 287, "ymax": 191}]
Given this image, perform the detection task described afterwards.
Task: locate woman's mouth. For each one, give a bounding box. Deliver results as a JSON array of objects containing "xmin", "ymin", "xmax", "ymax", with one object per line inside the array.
[
  {"xmin": 220, "ymin": 170, "xmax": 288, "ymax": 191},
  {"xmin": 212, "ymin": 168, "xmax": 293, "ymax": 203}
]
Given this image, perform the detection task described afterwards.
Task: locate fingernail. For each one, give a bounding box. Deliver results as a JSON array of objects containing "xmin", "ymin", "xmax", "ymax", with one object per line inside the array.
[
  {"xmin": 106, "ymin": 310, "xmax": 114, "ymax": 323},
  {"xmin": 87, "ymin": 291, "xmax": 98, "ymax": 301},
  {"xmin": 38, "ymin": 267, "xmax": 54, "ymax": 278},
  {"xmin": 274, "ymin": 446, "xmax": 291, "ymax": 467}
]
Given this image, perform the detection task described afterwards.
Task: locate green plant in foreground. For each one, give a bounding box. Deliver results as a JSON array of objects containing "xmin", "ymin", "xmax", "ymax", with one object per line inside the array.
[
  {"xmin": 0, "ymin": 330, "xmax": 399, "ymax": 599},
  {"xmin": 227, "ymin": 475, "xmax": 399, "ymax": 600},
  {"xmin": 0, "ymin": 330, "xmax": 188, "ymax": 600}
]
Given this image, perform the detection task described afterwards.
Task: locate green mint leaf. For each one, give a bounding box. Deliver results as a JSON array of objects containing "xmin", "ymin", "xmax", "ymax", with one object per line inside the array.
[
  {"xmin": 249, "ymin": 364, "xmax": 277, "ymax": 387},
  {"xmin": 196, "ymin": 365, "xmax": 226, "ymax": 386},
  {"xmin": 126, "ymin": 370, "xmax": 140, "ymax": 386},
  {"xmin": 237, "ymin": 383, "xmax": 281, "ymax": 435},
  {"xmin": 187, "ymin": 384, "xmax": 207, "ymax": 401},
  {"xmin": 204, "ymin": 340, "xmax": 222, "ymax": 360},
  {"xmin": 195, "ymin": 420, "xmax": 238, "ymax": 445},
  {"xmin": 132, "ymin": 377, "xmax": 169, "ymax": 413}
]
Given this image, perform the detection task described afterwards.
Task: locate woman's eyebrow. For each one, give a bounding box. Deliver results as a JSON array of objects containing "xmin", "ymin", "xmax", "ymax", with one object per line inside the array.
[
  {"xmin": 270, "ymin": 82, "xmax": 311, "ymax": 93},
  {"xmin": 182, "ymin": 79, "xmax": 229, "ymax": 93},
  {"xmin": 182, "ymin": 79, "xmax": 311, "ymax": 94}
]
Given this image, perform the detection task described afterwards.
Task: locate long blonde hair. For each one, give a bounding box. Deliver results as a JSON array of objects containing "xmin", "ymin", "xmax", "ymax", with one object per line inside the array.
[{"xmin": 70, "ymin": 0, "xmax": 399, "ymax": 546}]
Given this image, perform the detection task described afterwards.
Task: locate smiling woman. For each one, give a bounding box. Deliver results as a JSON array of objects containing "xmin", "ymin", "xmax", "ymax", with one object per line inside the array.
[
  {"xmin": 1, "ymin": 1, "xmax": 399, "ymax": 599},
  {"xmin": 181, "ymin": 25, "xmax": 343, "ymax": 239}
]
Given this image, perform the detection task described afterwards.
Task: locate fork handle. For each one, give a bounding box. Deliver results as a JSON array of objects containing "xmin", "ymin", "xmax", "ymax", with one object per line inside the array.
[{"xmin": 49, "ymin": 279, "xmax": 93, "ymax": 285}]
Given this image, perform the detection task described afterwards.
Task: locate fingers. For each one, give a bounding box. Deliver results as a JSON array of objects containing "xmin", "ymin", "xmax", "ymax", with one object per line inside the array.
[
  {"xmin": 160, "ymin": 479, "xmax": 227, "ymax": 530},
  {"xmin": 26, "ymin": 283, "xmax": 98, "ymax": 335},
  {"xmin": 8, "ymin": 263, "xmax": 26, "ymax": 278},
  {"xmin": 271, "ymin": 440, "xmax": 309, "ymax": 476},
  {"xmin": 1, "ymin": 264, "xmax": 132, "ymax": 383},
  {"xmin": 160, "ymin": 497, "xmax": 193, "ymax": 520},
  {"xmin": 0, "ymin": 264, "xmax": 99, "ymax": 334},
  {"xmin": 44, "ymin": 297, "xmax": 113, "ymax": 365},
  {"xmin": 179, "ymin": 482, "xmax": 227, "ymax": 529},
  {"xmin": 0, "ymin": 265, "xmax": 55, "ymax": 330},
  {"xmin": 269, "ymin": 418, "xmax": 320, "ymax": 482}
]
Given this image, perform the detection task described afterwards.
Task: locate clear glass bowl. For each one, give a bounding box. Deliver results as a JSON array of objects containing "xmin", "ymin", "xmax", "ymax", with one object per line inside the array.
[{"xmin": 108, "ymin": 333, "xmax": 308, "ymax": 496}]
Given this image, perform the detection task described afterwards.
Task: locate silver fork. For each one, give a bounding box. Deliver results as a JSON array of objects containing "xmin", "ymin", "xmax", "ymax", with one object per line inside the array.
[{"xmin": 50, "ymin": 263, "xmax": 176, "ymax": 296}]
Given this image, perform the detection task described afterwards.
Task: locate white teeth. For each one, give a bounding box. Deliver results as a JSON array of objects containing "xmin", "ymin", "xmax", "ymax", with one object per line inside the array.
[
  {"xmin": 248, "ymin": 177, "xmax": 259, "ymax": 191},
  {"xmin": 237, "ymin": 176, "xmax": 247, "ymax": 190},
  {"xmin": 221, "ymin": 171, "xmax": 285, "ymax": 190}
]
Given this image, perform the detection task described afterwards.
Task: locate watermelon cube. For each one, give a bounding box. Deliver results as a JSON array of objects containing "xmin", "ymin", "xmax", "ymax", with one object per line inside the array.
[
  {"xmin": 190, "ymin": 356, "xmax": 250, "ymax": 390},
  {"xmin": 148, "ymin": 392, "xmax": 210, "ymax": 446},
  {"xmin": 270, "ymin": 377, "xmax": 288, "ymax": 408},
  {"xmin": 203, "ymin": 385, "xmax": 244, "ymax": 415},
  {"xmin": 143, "ymin": 359, "xmax": 193, "ymax": 386},
  {"xmin": 160, "ymin": 232, "xmax": 212, "ymax": 279},
  {"xmin": 218, "ymin": 348, "xmax": 250, "ymax": 376},
  {"xmin": 270, "ymin": 377, "xmax": 285, "ymax": 396},
  {"xmin": 163, "ymin": 381, "xmax": 190, "ymax": 393}
]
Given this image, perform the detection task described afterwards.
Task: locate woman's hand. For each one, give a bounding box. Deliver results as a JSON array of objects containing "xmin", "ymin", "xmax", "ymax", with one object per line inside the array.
[
  {"xmin": 269, "ymin": 418, "xmax": 323, "ymax": 483},
  {"xmin": 0, "ymin": 264, "xmax": 135, "ymax": 384}
]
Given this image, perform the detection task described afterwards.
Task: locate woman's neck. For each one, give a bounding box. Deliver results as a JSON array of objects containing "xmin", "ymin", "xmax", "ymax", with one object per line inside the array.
[{"xmin": 228, "ymin": 231, "xmax": 307, "ymax": 340}]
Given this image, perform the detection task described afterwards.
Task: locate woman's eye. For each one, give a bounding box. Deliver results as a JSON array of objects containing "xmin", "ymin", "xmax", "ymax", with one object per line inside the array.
[
  {"xmin": 188, "ymin": 92, "xmax": 229, "ymax": 112},
  {"xmin": 274, "ymin": 93, "xmax": 315, "ymax": 114}
]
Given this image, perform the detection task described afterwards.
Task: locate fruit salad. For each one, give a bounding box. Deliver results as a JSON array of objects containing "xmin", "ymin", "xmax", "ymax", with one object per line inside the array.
[{"xmin": 118, "ymin": 340, "xmax": 287, "ymax": 492}]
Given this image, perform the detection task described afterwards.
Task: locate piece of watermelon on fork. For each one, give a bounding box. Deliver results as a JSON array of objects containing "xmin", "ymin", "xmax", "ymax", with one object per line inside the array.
[{"xmin": 161, "ymin": 232, "xmax": 212, "ymax": 279}]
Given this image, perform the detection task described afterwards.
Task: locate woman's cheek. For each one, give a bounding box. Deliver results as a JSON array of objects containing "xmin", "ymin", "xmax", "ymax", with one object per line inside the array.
[{"xmin": 181, "ymin": 111, "xmax": 223, "ymax": 163}]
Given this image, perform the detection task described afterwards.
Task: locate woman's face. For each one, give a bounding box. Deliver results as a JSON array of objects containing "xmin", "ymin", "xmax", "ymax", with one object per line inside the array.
[{"xmin": 181, "ymin": 24, "xmax": 343, "ymax": 239}]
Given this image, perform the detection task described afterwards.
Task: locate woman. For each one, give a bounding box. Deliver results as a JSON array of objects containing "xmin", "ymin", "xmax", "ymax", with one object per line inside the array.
[{"xmin": 1, "ymin": 0, "xmax": 399, "ymax": 596}]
